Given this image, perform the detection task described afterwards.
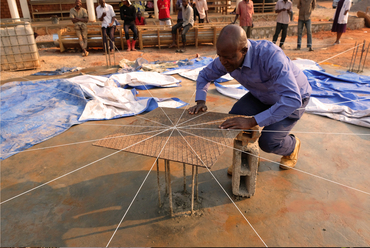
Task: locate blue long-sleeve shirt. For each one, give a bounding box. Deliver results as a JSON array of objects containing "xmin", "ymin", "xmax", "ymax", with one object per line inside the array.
[{"xmin": 196, "ymin": 39, "xmax": 312, "ymax": 127}]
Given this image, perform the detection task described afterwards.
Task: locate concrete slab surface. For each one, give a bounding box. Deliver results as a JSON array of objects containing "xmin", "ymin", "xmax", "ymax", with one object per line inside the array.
[{"xmin": 1, "ymin": 65, "xmax": 370, "ymax": 247}]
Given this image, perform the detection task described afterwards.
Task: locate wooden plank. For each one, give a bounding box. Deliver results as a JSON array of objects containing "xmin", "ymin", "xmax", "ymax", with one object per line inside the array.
[{"xmin": 157, "ymin": 29, "xmax": 161, "ymax": 49}]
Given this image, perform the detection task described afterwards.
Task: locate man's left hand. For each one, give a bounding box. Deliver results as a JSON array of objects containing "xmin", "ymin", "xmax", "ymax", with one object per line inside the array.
[{"xmin": 219, "ymin": 117, "xmax": 257, "ymax": 130}]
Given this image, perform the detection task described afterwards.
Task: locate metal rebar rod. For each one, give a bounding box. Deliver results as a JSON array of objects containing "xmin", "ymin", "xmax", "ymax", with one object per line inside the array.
[
  {"xmin": 105, "ymin": 43, "xmax": 109, "ymax": 67},
  {"xmin": 164, "ymin": 159, "xmax": 168, "ymax": 196},
  {"xmin": 357, "ymin": 40, "xmax": 366, "ymax": 73},
  {"xmin": 191, "ymin": 165, "xmax": 195, "ymax": 215},
  {"xmin": 167, "ymin": 160, "xmax": 173, "ymax": 217},
  {"xmin": 183, "ymin": 163, "xmax": 187, "ymax": 193},
  {"xmin": 107, "ymin": 43, "xmax": 111, "ymax": 67},
  {"xmin": 348, "ymin": 41, "xmax": 357, "ymax": 71},
  {"xmin": 361, "ymin": 43, "xmax": 369, "ymax": 72},
  {"xmin": 196, "ymin": 165, "xmax": 199, "ymax": 202},
  {"xmin": 156, "ymin": 159, "xmax": 161, "ymax": 207},
  {"xmin": 352, "ymin": 42, "xmax": 360, "ymax": 72}
]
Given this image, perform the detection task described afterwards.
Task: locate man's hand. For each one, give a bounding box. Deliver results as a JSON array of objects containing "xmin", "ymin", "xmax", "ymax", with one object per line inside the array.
[
  {"xmin": 102, "ymin": 12, "xmax": 107, "ymax": 17},
  {"xmin": 219, "ymin": 117, "xmax": 257, "ymax": 130},
  {"xmin": 188, "ymin": 100, "xmax": 207, "ymax": 115}
]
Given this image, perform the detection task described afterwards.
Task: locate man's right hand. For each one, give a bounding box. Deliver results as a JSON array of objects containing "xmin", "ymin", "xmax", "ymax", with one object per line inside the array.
[{"xmin": 188, "ymin": 100, "xmax": 207, "ymax": 115}]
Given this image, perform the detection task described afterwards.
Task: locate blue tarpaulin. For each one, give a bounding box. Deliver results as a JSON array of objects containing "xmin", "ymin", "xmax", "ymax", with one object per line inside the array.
[{"xmin": 0, "ymin": 79, "xmax": 87, "ymax": 160}]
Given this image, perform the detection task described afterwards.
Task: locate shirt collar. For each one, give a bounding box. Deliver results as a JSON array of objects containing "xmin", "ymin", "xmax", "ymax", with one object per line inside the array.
[{"xmin": 241, "ymin": 39, "xmax": 252, "ymax": 69}]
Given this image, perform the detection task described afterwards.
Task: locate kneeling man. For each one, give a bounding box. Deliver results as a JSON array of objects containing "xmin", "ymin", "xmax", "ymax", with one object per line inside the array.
[{"xmin": 189, "ymin": 25, "xmax": 312, "ymax": 171}]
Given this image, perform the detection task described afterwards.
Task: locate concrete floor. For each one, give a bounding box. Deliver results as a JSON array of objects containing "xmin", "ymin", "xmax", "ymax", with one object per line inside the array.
[{"xmin": 1, "ymin": 64, "xmax": 370, "ymax": 247}]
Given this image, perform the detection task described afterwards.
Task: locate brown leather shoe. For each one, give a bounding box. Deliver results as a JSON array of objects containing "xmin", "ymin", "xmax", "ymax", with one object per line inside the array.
[
  {"xmin": 227, "ymin": 165, "xmax": 232, "ymax": 176},
  {"xmin": 279, "ymin": 136, "xmax": 301, "ymax": 170}
]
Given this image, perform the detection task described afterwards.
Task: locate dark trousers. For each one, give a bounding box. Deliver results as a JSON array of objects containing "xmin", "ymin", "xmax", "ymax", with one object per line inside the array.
[
  {"xmin": 124, "ymin": 22, "xmax": 138, "ymax": 40},
  {"xmin": 199, "ymin": 18, "xmax": 204, "ymax": 23},
  {"xmin": 172, "ymin": 23, "xmax": 192, "ymax": 43},
  {"xmin": 273, "ymin": 22, "xmax": 288, "ymax": 47},
  {"xmin": 102, "ymin": 26, "xmax": 116, "ymax": 51},
  {"xmin": 229, "ymin": 92, "xmax": 310, "ymax": 156}
]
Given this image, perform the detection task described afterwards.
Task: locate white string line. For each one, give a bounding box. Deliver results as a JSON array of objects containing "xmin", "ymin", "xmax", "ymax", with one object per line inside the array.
[
  {"xmin": 0, "ymin": 128, "xmax": 170, "ymax": 205},
  {"xmin": 180, "ymin": 128, "xmax": 370, "ymax": 196},
  {"xmin": 177, "ymin": 111, "xmax": 209, "ymax": 127},
  {"xmin": 82, "ymin": 123, "xmax": 166, "ymax": 128},
  {"xmin": 1, "ymin": 129, "xmax": 166, "ymax": 156},
  {"xmin": 177, "ymin": 127, "xmax": 370, "ymax": 136},
  {"xmin": 174, "ymin": 88, "xmax": 198, "ymax": 126},
  {"xmin": 176, "ymin": 129, "xmax": 268, "ymax": 247},
  {"xmin": 180, "ymin": 119, "xmax": 224, "ymax": 128},
  {"xmin": 135, "ymin": 115, "xmax": 172, "ymax": 128},
  {"xmin": 318, "ymin": 42, "xmax": 365, "ymax": 64},
  {"xmin": 106, "ymin": 128, "xmax": 175, "ymax": 247}
]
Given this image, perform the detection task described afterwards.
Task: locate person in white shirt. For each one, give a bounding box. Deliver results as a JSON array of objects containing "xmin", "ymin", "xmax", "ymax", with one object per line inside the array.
[
  {"xmin": 331, "ymin": 0, "xmax": 351, "ymax": 44},
  {"xmin": 195, "ymin": 0, "xmax": 209, "ymax": 23},
  {"xmin": 96, "ymin": 0, "xmax": 117, "ymax": 53},
  {"xmin": 272, "ymin": 0, "xmax": 292, "ymax": 48},
  {"xmin": 169, "ymin": 0, "xmax": 194, "ymax": 52}
]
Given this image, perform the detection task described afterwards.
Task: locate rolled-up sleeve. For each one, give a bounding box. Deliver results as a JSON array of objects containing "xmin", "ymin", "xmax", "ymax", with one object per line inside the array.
[
  {"xmin": 253, "ymin": 53, "xmax": 302, "ymax": 127},
  {"xmin": 195, "ymin": 58, "xmax": 227, "ymax": 101}
]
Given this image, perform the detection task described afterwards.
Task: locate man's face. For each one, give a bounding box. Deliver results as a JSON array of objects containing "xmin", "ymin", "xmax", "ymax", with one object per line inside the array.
[
  {"xmin": 99, "ymin": 0, "xmax": 105, "ymax": 6},
  {"xmin": 216, "ymin": 43, "xmax": 246, "ymax": 72},
  {"xmin": 182, "ymin": 0, "xmax": 188, "ymax": 7},
  {"xmin": 137, "ymin": 12, "xmax": 142, "ymax": 18},
  {"xmin": 75, "ymin": 0, "xmax": 82, "ymax": 7}
]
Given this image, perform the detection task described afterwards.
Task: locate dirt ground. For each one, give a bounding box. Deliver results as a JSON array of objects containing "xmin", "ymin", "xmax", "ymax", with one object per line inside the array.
[{"xmin": 1, "ymin": 1, "xmax": 369, "ymax": 82}]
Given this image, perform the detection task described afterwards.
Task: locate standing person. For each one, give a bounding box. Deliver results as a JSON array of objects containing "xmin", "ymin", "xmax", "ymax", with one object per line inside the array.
[
  {"xmin": 190, "ymin": 0, "xmax": 200, "ymax": 22},
  {"xmin": 169, "ymin": 0, "xmax": 194, "ymax": 52},
  {"xmin": 233, "ymin": 0, "xmax": 254, "ymax": 38},
  {"xmin": 96, "ymin": 0, "xmax": 117, "ymax": 53},
  {"xmin": 70, "ymin": 0, "xmax": 89, "ymax": 56},
  {"xmin": 331, "ymin": 0, "xmax": 351, "ymax": 44},
  {"xmin": 296, "ymin": 0, "xmax": 315, "ymax": 51},
  {"xmin": 272, "ymin": 0, "xmax": 292, "ymax": 49},
  {"xmin": 194, "ymin": 0, "xmax": 209, "ymax": 23},
  {"xmin": 158, "ymin": 0, "xmax": 172, "ymax": 25},
  {"xmin": 176, "ymin": 0, "xmax": 184, "ymax": 24},
  {"xmin": 135, "ymin": 10, "xmax": 146, "ymax": 25},
  {"xmin": 189, "ymin": 25, "xmax": 312, "ymax": 172},
  {"xmin": 120, "ymin": 0, "xmax": 138, "ymax": 51}
]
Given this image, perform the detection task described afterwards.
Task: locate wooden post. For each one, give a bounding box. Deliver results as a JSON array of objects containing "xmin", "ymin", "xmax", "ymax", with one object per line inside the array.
[
  {"xmin": 157, "ymin": 29, "xmax": 161, "ymax": 49},
  {"xmin": 195, "ymin": 27, "xmax": 198, "ymax": 48},
  {"xmin": 120, "ymin": 26, "xmax": 124, "ymax": 50},
  {"xmin": 58, "ymin": 28, "xmax": 65, "ymax": 53},
  {"xmin": 139, "ymin": 30, "xmax": 143, "ymax": 50},
  {"xmin": 262, "ymin": 0, "xmax": 265, "ymax": 13}
]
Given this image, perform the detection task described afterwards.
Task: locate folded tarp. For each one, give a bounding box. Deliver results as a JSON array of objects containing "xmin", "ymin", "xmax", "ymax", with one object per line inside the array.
[
  {"xmin": 0, "ymin": 79, "xmax": 87, "ymax": 160},
  {"xmin": 304, "ymin": 70, "xmax": 370, "ymax": 128},
  {"xmin": 66, "ymin": 74, "xmax": 187, "ymax": 121},
  {"xmin": 32, "ymin": 66, "xmax": 82, "ymax": 76},
  {"xmin": 1, "ymin": 73, "xmax": 188, "ymax": 160},
  {"xmin": 214, "ymin": 70, "xmax": 370, "ymax": 128}
]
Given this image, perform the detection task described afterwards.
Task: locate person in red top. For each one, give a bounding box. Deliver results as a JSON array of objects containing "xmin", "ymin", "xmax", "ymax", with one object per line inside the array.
[
  {"xmin": 233, "ymin": 0, "xmax": 254, "ymax": 38},
  {"xmin": 135, "ymin": 10, "xmax": 146, "ymax": 25},
  {"xmin": 158, "ymin": 0, "xmax": 172, "ymax": 25}
]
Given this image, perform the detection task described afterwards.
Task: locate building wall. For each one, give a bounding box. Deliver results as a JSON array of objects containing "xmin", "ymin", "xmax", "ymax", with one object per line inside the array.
[{"xmin": 0, "ymin": 0, "xmax": 23, "ymax": 19}]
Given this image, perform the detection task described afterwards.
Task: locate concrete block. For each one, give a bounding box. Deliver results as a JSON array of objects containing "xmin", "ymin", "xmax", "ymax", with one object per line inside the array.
[{"xmin": 232, "ymin": 129, "xmax": 261, "ymax": 197}]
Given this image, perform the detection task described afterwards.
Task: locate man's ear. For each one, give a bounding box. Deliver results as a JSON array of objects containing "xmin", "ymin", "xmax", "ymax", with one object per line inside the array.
[{"xmin": 241, "ymin": 47, "xmax": 248, "ymax": 55}]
